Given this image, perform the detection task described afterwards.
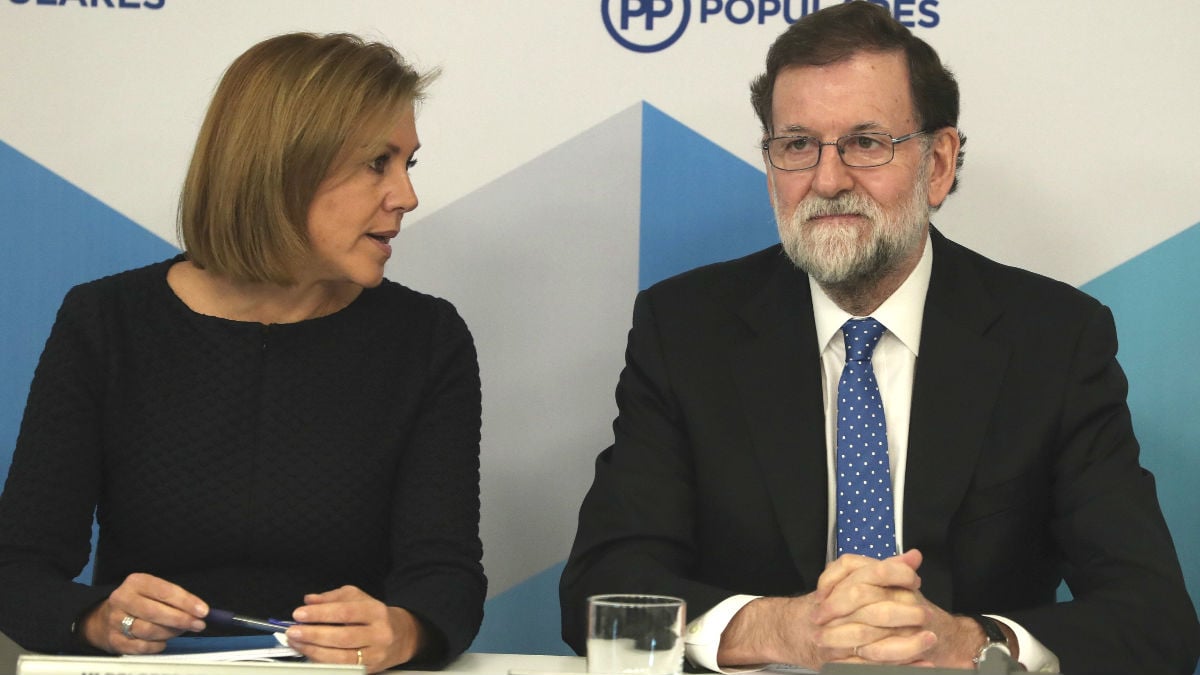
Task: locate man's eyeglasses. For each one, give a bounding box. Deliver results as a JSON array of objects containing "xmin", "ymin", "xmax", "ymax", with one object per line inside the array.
[{"xmin": 761, "ymin": 130, "xmax": 928, "ymax": 171}]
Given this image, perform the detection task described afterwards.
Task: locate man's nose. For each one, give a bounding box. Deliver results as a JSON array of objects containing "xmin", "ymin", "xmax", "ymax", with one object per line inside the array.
[{"xmin": 809, "ymin": 144, "xmax": 854, "ymax": 199}]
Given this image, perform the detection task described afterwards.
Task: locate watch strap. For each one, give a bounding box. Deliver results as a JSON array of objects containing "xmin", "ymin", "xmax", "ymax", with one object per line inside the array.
[{"xmin": 968, "ymin": 614, "xmax": 1010, "ymax": 663}]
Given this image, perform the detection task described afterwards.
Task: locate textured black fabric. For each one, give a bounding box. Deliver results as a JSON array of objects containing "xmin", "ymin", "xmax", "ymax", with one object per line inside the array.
[{"xmin": 0, "ymin": 257, "xmax": 485, "ymax": 663}]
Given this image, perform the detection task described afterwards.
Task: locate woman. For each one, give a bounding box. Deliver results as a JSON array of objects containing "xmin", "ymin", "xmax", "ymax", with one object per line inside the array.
[{"xmin": 0, "ymin": 32, "xmax": 485, "ymax": 672}]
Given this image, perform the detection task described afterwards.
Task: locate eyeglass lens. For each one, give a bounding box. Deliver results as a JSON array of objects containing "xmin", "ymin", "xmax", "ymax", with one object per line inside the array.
[{"xmin": 768, "ymin": 133, "xmax": 894, "ymax": 170}]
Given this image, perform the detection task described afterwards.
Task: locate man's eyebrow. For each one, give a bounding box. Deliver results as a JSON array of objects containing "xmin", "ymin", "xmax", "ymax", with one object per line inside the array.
[
  {"xmin": 773, "ymin": 121, "xmax": 891, "ymax": 136},
  {"xmin": 776, "ymin": 123, "xmax": 815, "ymax": 135},
  {"xmin": 849, "ymin": 121, "xmax": 888, "ymax": 133}
]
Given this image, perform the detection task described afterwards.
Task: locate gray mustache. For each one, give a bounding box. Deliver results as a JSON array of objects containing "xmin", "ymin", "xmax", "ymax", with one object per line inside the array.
[{"xmin": 797, "ymin": 195, "xmax": 875, "ymax": 220}]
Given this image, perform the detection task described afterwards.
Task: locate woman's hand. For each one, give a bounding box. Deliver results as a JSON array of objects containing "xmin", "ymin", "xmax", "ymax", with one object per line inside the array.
[
  {"xmin": 285, "ymin": 585, "xmax": 429, "ymax": 673},
  {"xmin": 82, "ymin": 573, "xmax": 208, "ymax": 654}
]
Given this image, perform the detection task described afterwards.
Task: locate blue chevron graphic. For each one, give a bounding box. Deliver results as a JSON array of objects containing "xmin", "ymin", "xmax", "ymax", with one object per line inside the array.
[
  {"xmin": 0, "ymin": 139, "xmax": 176, "ymax": 475},
  {"xmin": 471, "ymin": 562, "xmax": 570, "ymax": 655},
  {"xmin": 640, "ymin": 102, "xmax": 779, "ymax": 289},
  {"xmin": 0, "ymin": 139, "xmax": 177, "ymax": 584},
  {"xmin": 1082, "ymin": 221, "xmax": 1200, "ymax": 606},
  {"xmin": 470, "ymin": 103, "xmax": 781, "ymax": 655},
  {"xmin": 2, "ymin": 107, "xmax": 1199, "ymax": 660}
]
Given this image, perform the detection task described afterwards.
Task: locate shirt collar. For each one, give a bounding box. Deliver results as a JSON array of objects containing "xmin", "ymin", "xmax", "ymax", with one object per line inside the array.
[{"xmin": 810, "ymin": 232, "xmax": 933, "ymax": 356}]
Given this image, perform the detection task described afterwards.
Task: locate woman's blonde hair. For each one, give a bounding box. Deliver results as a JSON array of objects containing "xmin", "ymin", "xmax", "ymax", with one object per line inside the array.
[{"xmin": 178, "ymin": 32, "xmax": 437, "ymax": 284}]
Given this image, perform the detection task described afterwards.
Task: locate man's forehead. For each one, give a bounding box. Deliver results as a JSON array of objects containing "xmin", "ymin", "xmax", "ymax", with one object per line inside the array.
[
  {"xmin": 775, "ymin": 48, "xmax": 909, "ymax": 80},
  {"xmin": 769, "ymin": 53, "xmax": 914, "ymax": 134}
]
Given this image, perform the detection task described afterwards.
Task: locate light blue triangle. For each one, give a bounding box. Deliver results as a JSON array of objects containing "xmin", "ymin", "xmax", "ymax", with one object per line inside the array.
[
  {"xmin": 1081, "ymin": 221, "xmax": 1200, "ymax": 614},
  {"xmin": 0, "ymin": 139, "xmax": 175, "ymax": 463},
  {"xmin": 639, "ymin": 102, "xmax": 779, "ymax": 289},
  {"xmin": 472, "ymin": 562, "xmax": 573, "ymax": 655},
  {"xmin": 0, "ymin": 139, "xmax": 176, "ymax": 583}
]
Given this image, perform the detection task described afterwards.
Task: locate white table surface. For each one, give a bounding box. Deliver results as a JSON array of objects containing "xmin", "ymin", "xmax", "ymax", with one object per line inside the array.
[{"xmin": 403, "ymin": 652, "xmax": 586, "ymax": 675}]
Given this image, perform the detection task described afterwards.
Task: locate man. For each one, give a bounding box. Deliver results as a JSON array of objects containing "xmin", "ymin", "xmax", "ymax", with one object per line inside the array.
[{"xmin": 559, "ymin": 3, "xmax": 1200, "ymax": 673}]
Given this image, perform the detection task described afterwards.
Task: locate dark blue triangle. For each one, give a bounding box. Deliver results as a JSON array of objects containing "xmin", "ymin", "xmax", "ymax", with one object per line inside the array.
[{"xmin": 639, "ymin": 102, "xmax": 779, "ymax": 290}]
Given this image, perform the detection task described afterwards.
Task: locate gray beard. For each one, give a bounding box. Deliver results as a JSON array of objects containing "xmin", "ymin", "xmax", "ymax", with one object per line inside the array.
[{"xmin": 775, "ymin": 166, "xmax": 931, "ymax": 293}]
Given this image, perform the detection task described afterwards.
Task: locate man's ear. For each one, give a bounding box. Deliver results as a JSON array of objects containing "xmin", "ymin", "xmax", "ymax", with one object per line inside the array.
[{"xmin": 926, "ymin": 126, "xmax": 961, "ymax": 208}]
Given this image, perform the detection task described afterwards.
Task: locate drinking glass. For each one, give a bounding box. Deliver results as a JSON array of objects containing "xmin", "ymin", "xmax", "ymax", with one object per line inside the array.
[{"xmin": 586, "ymin": 594, "xmax": 685, "ymax": 675}]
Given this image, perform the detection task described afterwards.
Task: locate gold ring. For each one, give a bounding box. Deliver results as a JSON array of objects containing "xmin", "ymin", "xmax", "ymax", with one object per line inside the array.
[
  {"xmin": 356, "ymin": 648, "xmax": 363, "ymax": 666},
  {"xmin": 120, "ymin": 615, "xmax": 137, "ymax": 640}
]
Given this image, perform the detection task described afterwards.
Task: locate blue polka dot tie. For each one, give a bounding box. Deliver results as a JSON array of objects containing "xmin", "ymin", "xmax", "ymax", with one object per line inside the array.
[{"xmin": 836, "ymin": 318, "xmax": 896, "ymax": 559}]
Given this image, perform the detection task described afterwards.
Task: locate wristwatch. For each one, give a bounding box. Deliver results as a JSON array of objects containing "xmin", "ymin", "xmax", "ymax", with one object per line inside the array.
[{"xmin": 968, "ymin": 614, "xmax": 1011, "ymax": 664}]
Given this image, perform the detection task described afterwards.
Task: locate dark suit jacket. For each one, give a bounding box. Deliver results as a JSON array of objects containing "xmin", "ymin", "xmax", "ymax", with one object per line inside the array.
[{"xmin": 560, "ymin": 230, "xmax": 1200, "ymax": 674}]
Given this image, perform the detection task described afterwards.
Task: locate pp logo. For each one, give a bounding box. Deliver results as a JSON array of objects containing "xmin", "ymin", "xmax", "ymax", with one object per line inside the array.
[{"xmin": 602, "ymin": 0, "xmax": 691, "ymax": 53}]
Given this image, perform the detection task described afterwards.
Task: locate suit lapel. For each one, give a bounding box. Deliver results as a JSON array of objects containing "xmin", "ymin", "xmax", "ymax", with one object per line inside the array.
[
  {"xmin": 903, "ymin": 230, "xmax": 1009, "ymax": 607},
  {"xmin": 721, "ymin": 234, "xmax": 1011, "ymax": 597},
  {"xmin": 729, "ymin": 253, "xmax": 829, "ymax": 588}
]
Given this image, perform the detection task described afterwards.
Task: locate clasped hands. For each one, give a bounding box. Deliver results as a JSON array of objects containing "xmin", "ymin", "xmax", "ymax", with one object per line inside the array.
[
  {"xmin": 83, "ymin": 573, "xmax": 426, "ymax": 673},
  {"xmin": 721, "ymin": 549, "xmax": 988, "ymax": 671}
]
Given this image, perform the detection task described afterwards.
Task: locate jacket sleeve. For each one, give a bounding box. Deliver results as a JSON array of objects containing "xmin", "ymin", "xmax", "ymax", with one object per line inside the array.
[
  {"xmin": 1005, "ymin": 304, "xmax": 1200, "ymax": 674},
  {"xmin": 0, "ymin": 285, "xmax": 118, "ymax": 653},
  {"xmin": 559, "ymin": 290, "xmax": 744, "ymax": 655},
  {"xmin": 382, "ymin": 299, "xmax": 486, "ymax": 667}
]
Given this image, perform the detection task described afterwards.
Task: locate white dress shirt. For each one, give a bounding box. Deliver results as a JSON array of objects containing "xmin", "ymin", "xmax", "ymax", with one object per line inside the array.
[{"xmin": 684, "ymin": 237, "xmax": 1059, "ymax": 673}]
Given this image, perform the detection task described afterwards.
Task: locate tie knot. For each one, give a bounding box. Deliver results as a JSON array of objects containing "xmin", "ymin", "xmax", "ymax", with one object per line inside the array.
[{"xmin": 842, "ymin": 318, "xmax": 887, "ymax": 362}]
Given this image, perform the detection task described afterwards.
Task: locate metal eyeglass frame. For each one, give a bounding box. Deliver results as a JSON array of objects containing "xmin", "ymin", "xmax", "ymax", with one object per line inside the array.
[{"xmin": 761, "ymin": 130, "xmax": 929, "ymax": 171}]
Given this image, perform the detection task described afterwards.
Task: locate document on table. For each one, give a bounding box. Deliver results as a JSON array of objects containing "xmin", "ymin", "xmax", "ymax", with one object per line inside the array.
[
  {"xmin": 15, "ymin": 632, "xmax": 368, "ymax": 675},
  {"xmin": 18, "ymin": 654, "xmax": 361, "ymax": 675},
  {"xmin": 126, "ymin": 634, "xmax": 301, "ymax": 661}
]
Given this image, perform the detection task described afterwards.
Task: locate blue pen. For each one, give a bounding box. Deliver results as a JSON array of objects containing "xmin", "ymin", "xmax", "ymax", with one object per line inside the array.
[{"xmin": 207, "ymin": 608, "xmax": 297, "ymax": 633}]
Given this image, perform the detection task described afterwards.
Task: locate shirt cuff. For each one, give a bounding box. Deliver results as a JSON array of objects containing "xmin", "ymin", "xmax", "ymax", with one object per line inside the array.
[
  {"xmin": 684, "ymin": 595, "xmax": 764, "ymax": 673},
  {"xmin": 987, "ymin": 614, "xmax": 1061, "ymax": 673}
]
